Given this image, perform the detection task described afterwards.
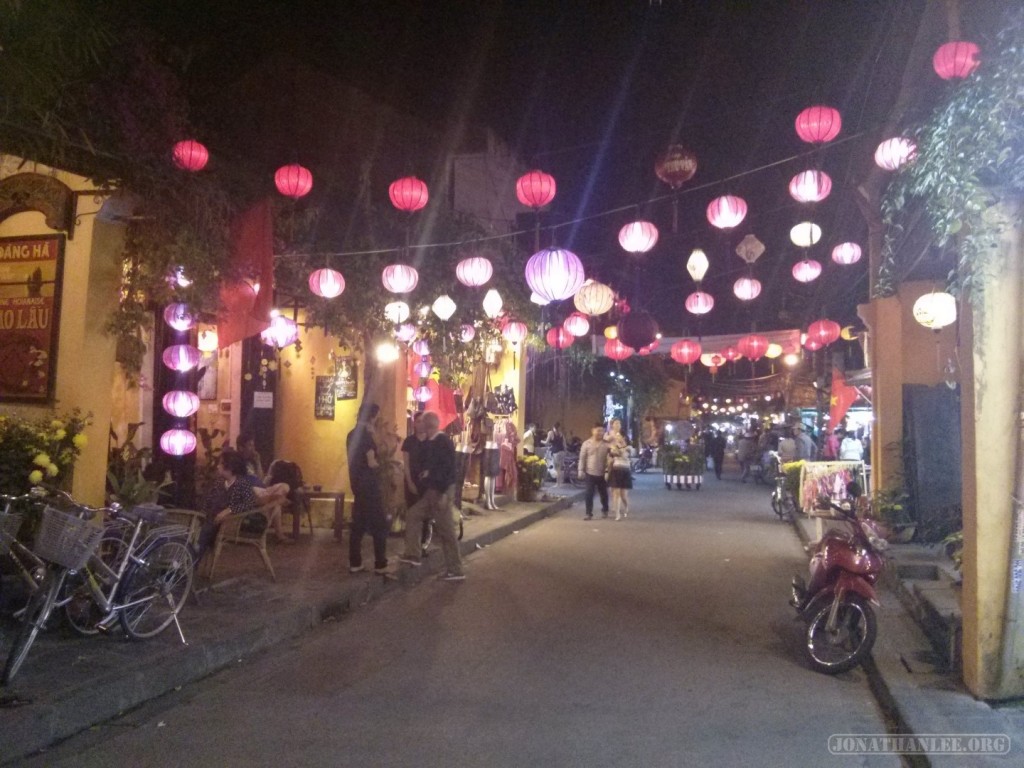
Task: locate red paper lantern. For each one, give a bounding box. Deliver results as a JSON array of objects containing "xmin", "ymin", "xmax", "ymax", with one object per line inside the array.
[
  {"xmin": 617, "ymin": 310, "xmax": 659, "ymax": 350},
  {"xmin": 933, "ymin": 41, "xmax": 980, "ymax": 80},
  {"xmin": 737, "ymin": 334, "xmax": 769, "ymax": 361},
  {"xmin": 525, "ymin": 247, "xmax": 585, "ymax": 303},
  {"xmin": 162, "ymin": 344, "xmax": 201, "ymax": 372},
  {"xmin": 618, "ymin": 221, "xmax": 659, "ymax": 254},
  {"xmin": 831, "ymin": 242, "xmax": 862, "ymax": 266},
  {"xmin": 733, "ymin": 276, "xmax": 762, "ymax": 301},
  {"xmin": 546, "ymin": 326, "xmax": 573, "ymax": 350},
  {"xmin": 160, "ymin": 428, "xmax": 197, "ymax": 456},
  {"xmin": 803, "ymin": 337, "xmax": 823, "ymax": 351},
  {"xmin": 604, "ymin": 338, "xmax": 634, "ymax": 361},
  {"xmin": 670, "ymin": 339, "xmax": 702, "ymax": 366},
  {"xmin": 792, "ymin": 259, "xmax": 822, "ymax": 283},
  {"xmin": 389, "ymin": 176, "xmax": 429, "ymax": 212},
  {"xmin": 162, "ymin": 390, "xmax": 200, "ymax": 419},
  {"xmin": 382, "ymin": 264, "xmax": 419, "ymax": 293},
  {"xmin": 875, "ymin": 137, "xmax": 917, "ymax": 171},
  {"xmin": 274, "ymin": 164, "xmax": 313, "ymax": 199},
  {"xmin": 502, "ymin": 320, "xmax": 528, "ymax": 345},
  {"xmin": 172, "ymin": 140, "xmax": 209, "ymax": 172},
  {"xmin": 685, "ymin": 291, "xmax": 714, "ymax": 315},
  {"xmin": 455, "ymin": 256, "xmax": 493, "ymax": 287},
  {"xmin": 654, "ymin": 145, "xmax": 698, "ymax": 189},
  {"xmin": 722, "ymin": 346, "xmax": 743, "ymax": 363},
  {"xmin": 706, "ymin": 195, "xmax": 747, "ymax": 230},
  {"xmin": 563, "ymin": 311, "xmax": 590, "ymax": 337},
  {"xmin": 794, "ymin": 106, "xmax": 842, "ymax": 144},
  {"xmin": 788, "ymin": 170, "xmax": 832, "ymax": 203},
  {"xmin": 308, "ymin": 268, "xmax": 345, "ymax": 298},
  {"xmin": 807, "ymin": 319, "xmax": 841, "ymax": 347},
  {"xmin": 516, "ymin": 170, "xmax": 556, "ymax": 209}
]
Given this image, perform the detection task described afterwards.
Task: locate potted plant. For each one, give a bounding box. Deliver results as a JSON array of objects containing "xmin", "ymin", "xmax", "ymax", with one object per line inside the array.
[
  {"xmin": 872, "ymin": 488, "xmax": 916, "ymax": 543},
  {"xmin": 515, "ymin": 454, "xmax": 547, "ymax": 502}
]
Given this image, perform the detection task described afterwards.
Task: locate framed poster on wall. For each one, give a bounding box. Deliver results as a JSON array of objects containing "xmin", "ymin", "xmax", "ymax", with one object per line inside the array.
[
  {"xmin": 335, "ymin": 357, "xmax": 358, "ymax": 400},
  {"xmin": 0, "ymin": 235, "xmax": 65, "ymax": 402},
  {"xmin": 314, "ymin": 375, "xmax": 336, "ymax": 420}
]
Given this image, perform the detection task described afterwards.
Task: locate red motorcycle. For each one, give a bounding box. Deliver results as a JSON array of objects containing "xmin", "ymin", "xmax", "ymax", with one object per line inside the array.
[{"xmin": 790, "ymin": 501, "xmax": 889, "ymax": 674}]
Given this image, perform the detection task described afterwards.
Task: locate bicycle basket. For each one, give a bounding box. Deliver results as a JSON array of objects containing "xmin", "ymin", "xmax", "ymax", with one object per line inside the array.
[
  {"xmin": 0, "ymin": 513, "xmax": 23, "ymax": 556},
  {"xmin": 33, "ymin": 506, "xmax": 103, "ymax": 570}
]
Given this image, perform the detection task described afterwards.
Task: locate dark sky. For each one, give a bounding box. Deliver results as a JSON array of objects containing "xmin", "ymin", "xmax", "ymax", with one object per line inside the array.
[{"xmin": 152, "ymin": 0, "xmax": 1008, "ymax": 335}]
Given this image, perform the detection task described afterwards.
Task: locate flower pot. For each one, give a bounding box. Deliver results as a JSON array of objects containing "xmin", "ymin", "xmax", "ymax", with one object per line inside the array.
[{"xmin": 517, "ymin": 487, "xmax": 538, "ymax": 503}]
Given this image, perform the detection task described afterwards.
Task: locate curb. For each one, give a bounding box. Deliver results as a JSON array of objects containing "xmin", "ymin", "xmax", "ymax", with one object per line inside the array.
[{"xmin": 0, "ymin": 492, "xmax": 579, "ymax": 764}]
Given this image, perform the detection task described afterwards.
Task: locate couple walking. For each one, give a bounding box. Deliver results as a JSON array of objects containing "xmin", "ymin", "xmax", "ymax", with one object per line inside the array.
[{"xmin": 578, "ymin": 419, "xmax": 632, "ymax": 521}]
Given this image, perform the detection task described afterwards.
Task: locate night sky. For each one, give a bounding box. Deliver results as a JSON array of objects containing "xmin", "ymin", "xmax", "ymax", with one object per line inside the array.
[{"xmin": 149, "ymin": 0, "xmax": 1009, "ymax": 336}]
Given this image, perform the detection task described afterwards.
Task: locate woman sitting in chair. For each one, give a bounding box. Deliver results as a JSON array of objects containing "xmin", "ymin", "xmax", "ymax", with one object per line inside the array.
[{"xmin": 195, "ymin": 450, "xmax": 257, "ymax": 562}]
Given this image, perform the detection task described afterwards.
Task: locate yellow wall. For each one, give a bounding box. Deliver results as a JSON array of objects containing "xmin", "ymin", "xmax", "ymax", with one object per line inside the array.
[{"xmin": 0, "ymin": 160, "xmax": 122, "ymax": 505}]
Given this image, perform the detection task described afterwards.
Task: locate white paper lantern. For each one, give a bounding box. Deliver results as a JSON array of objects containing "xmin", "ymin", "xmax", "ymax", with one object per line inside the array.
[
  {"xmin": 431, "ymin": 294, "xmax": 457, "ymax": 321},
  {"xmin": 790, "ymin": 221, "xmax": 822, "ymax": 248},
  {"xmin": 573, "ymin": 280, "xmax": 614, "ymax": 316},
  {"xmin": 913, "ymin": 291, "xmax": 957, "ymax": 330},
  {"xmin": 482, "ymin": 289, "xmax": 503, "ymax": 319},
  {"xmin": 384, "ymin": 301, "xmax": 411, "ymax": 324}
]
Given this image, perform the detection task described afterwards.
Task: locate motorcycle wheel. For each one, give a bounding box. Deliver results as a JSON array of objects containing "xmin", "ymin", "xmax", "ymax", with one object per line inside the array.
[{"xmin": 804, "ymin": 594, "xmax": 877, "ymax": 675}]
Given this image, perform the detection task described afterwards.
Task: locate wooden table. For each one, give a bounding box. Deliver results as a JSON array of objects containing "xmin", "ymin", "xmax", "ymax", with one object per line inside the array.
[{"xmin": 294, "ymin": 488, "xmax": 346, "ymax": 540}]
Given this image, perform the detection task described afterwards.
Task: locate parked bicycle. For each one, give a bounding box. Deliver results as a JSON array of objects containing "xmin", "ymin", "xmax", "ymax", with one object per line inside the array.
[
  {"xmin": 770, "ymin": 462, "xmax": 797, "ymax": 521},
  {"xmin": 3, "ymin": 491, "xmax": 194, "ymax": 685},
  {"xmin": 0, "ymin": 488, "xmax": 51, "ymax": 602}
]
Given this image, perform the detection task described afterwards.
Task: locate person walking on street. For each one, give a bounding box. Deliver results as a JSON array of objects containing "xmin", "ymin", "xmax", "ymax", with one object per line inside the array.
[
  {"xmin": 777, "ymin": 428, "xmax": 798, "ymax": 465},
  {"xmin": 709, "ymin": 430, "xmax": 726, "ymax": 480},
  {"xmin": 401, "ymin": 411, "xmax": 431, "ymax": 550},
  {"xmin": 736, "ymin": 431, "xmax": 756, "ymax": 482},
  {"xmin": 546, "ymin": 422, "xmax": 567, "ymax": 486},
  {"xmin": 578, "ymin": 424, "xmax": 612, "ymax": 519},
  {"xmin": 606, "ymin": 418, "xmax": 632, "ymax": 520},
  {"xmin": 399, "ymin": 412, "xmax": 465, "ymax": 581},
  {"xmin": 346, "ymin": 403, "xmax": 389, "ymax": 574},
  {"xmin": 794, "ymin": 423, "xmax": 816, "ymax": 461}
]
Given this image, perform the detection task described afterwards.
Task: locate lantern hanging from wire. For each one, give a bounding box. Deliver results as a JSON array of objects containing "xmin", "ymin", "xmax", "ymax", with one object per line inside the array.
[
  {"xmin": 617, "ymin": 310, "xmax": 659, "ymax": 350},
  {"xmin": 515, "ymin": 170, "xmax": 557, "ymax": 209},
  {"xmin": 807, "ymin": 319, "xmax": 842, "ymax": 347},
  {"xmin": 413, "ymin": 385, "xmax": 433, "ymax": 403},
  {"xmin": 733, "ymin": 276, "xmax": 762, "ymax": 301},
  {"xmin": 172, "ymin": 140, "xmax": 209, "ymax": 172},
  {"xmin": 794, "ymin": 106, "xmax": 842, "ymax": 144},
  {"xmin": 525, "ymin": 247, "xmax": 585, "ymax": 303},
  {"xmin": 482, "ymin": 289, "xmax": 503, "ymax": 319},
  {"xmin": 790, "ymin": 221, "xmax": 822, "ymax": 248},
  {"xmin": 737, "ymin": 334, "xmax": 770, "ymax": 361},
  {"xmin": 160, "ymin": 428, "xmax": 197, "ymax": 457},
  {"xmin": 803, "ymin": 336, "xmax": 823, "ymax": 352},
  {"xmin": 455, "ymin": 256, "xmax": 493, "ymax": 288},
  {"xmin": 875, "ymin": 137, "xmax": 917, "ymax": 171},
  {"xmin": 395, "ymin": 323, "xmax": 417, "ymax": 342},
  {"xmin": 274, "ymin": 164, "xmax": 313, "ymax": 199},
  {"xmin": 460, "ymin": 324, "xmax": 476, "ymax": 343},
  {"xmin": 654, "ymin": 145, "xmax": 698, "ymax": 188},
  {"xmin": 603, "ymin": 325, "xmax": 618, "ymax": 339},
  {"xmin": 706, "ymin": 195, "xmax": 748, "ymax": 230},
  {"xmin": 686, "ymin": 249, "xmax": 710, "ymax": 283},
  {"xmin": 411, "ymin": 339, "xmax": 430, "ymax": 356},
  {"xmin": 431, "ymin": 295, "xmax": 457, "ymax": 322},
  {"xmin": 735, "ymin": 234, "xmax": 765, "ymax": 266},
  {"xmin": 722, "ymin": 346, "xmax": 743, "ymax": 363},
  {"xmin": 561, "ymin": 311, "xmax": 589, "ymax": 337},
  {"xmin": 162, "ymin": 344, "xmax": 201, "ymax": 372},
  {"xmin": 765, "ymin": 343, "xmax": 784, "ymax": 359},
  {"xmin": 788, "ymin": 170, "xmax": 832, "ymax": 203},
  {"xmin": 413, "ymin": 360, "xmax": 433, "ymax": 379},
  {"xmin": 389, "ymin": 176, "xmax": 429, "ymax": 212},
  {"xmin": 670, "ymin": 339, "xmax": 702, "ymax": 366},
  {"xmin": 384, "ymin": 301, "xmax": 410, "ymax": 324},
  {"xmin": 308, "ymin": 268, "xmax": 345, "ymax": 298},
  {"xmin": 502, "ymin": 320, "xmax": 528, "ymax": 345},
  {"xmin": 546, "ymin": 326, "xmax": 573, "ymax": 350},
  {"xmin": 933, "ymin": 41, "xmax": 980, "ymax": 79},
  {"xmin": 912, "ymin": 291, "xmax": 957, "ymax": 330},
  {"xmin": 604, "ymin": 338, "xmax": 634, "ymax": 361},
  {"xmin": 685, "ymin": 291, "xmax": 714, "ymax": 315},
  {"xmin": 382, "ymin": 264, "xmax": 419, "ymax": 294},
  {"xmin": 163, "ymin": 390, "xmax": 200, "ymax": 419},
  {"xmin": 618, "ymin": 221, "xmax": 659, "ymax": 254},
  {"xmin": 530, "ymin": 292, "xmax": 550, "ymax": 306},
  {"xmin": 261, "ymin": 314, "xmax": 299, "ymax": 349},
  {"xmin": 831, "ymin": 242, "xmax": 862, "ymax": 266},
  {"xmin": 574, "ymin": 280, "xmax": 615, "ymax": 316},
  {"xmin": 792, "ymin": 259, "xmax": 822, "ymax": 283},
  {"xmin": 163, "ymin": 303, "xmax": 196, "ymax": 332}
]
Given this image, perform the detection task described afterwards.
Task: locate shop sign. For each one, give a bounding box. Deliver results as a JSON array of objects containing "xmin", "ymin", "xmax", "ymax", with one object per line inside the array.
[{"xmin": 314, "ymin": 376, "xmax": 336, "ymax": 420}]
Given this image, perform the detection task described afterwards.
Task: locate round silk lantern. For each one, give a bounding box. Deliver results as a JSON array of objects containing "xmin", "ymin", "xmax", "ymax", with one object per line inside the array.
[
  {"xmin": 162, "ymin": 390, "xmax": 200, "ymax": 419},
  {"xmin": 670, "ymin": 339, "xmax": 702, "ymax": 366},
  {"xmin": 803, "ymin": 336, "xmax": 823, "ymax": 352},
  {"xmin": 502, "ymin": 320, "xmax": 528, "ymax": 345},
  {"xmin": 515, "ymin": 170, "xmax": 556, "ymax": 209},
  {"xmin": 172, "ymin": 140, "xmax": 209, "ymax": 172},
  {"xmin": 706, "ymin": 195, "xmax": 747, "ymax": 230},
  {"xmin": 482, "ymin": 289, "xmax": 503, "ymax": 318},
  {"xmin": 765, "ymin": 343, "xmax": 784, "ymax": 359},
  {"xmin": 162, "ymin": 344, "xmax": 201, "ymax": 372},
  {"xmin": 792, "ymin": 259, "xmax": 822, "ymax": 283},
  {"xmin": 794, "ymin": 106, "xmax": 842, "ymax": 144},
  {"xmin": 389, "ymin": 176, "xmax": 429, "ymax": 212},
  {"xmin": 875, "ymin": 137, "xmax": 917, "ymax": 171},
  {"xmin": 460, "ymin": 324, "xmax": 476, "ymax": 342},
  {"xmin": 455, "ymin": 256, "xmax": 493, "ymax": 288},
  {"xmin": 603, "ymin": 325, "xmax": 618, "ymax": 339},
  {"xmin": 413, "ymin": 385, "xmax": 433, "ymax": 403},
  {"xmin": 163, "ymin": 303, "xmax": 195, "ymax": 332},
  {"xmin": 617, "ymin": 310, "xmax": 658, "ymax": 350},
  {"xmin": 618, "ymin": 221, "xmax": 659, "ymax": 254},
  {"xmin": 160, "ymin": 429, "xmax": 197, "ymax": 456},
  {"xmin": 395, "ymin": 323, "xmax": 417, "ymax": 342},
  {"xmin": 685, "ymin": 291, "xmax": 714, "ymax": 315},
  {"xmin": 574, "ymin": 280, "xmax": 615, "ymax": 316},
  {"xmin": 274, "ymin": 164, "xmax": 313, "ymax": 199},
  {"xmin": 411, "ymin": 339, "xmax": 430, "ymax": 356},
  {"xmin": 788, "ymin": 170, "xmax": 832, "ymax": 203},
  {"xmin": 654, "ymin": 145, "xmax": 698, "ymax": 188},
  {"xmin": 604, "ymin": 338, "xmax": 634, "ymax": 361},
  {"xmin": 530, "ymin": 292, "xmax": 550, "ymax": 306},
  {"xmin": 261, "ymin": 315, "xmax": 299, "ymax": 349},
  {"xmin": 933, "ymin": 41, "xmax": 980, "ymax": 80},
  {"xmin": 414, "ymin": 361, "xmax": 433, "ymax": 379},
  {"xmin": 737, "ymin": 334, "xmax": 769, "ymax": 361},
  {"xmin": 384, "ymin": 301, "xmax": 410, "ymax": 324},
  {"xmin": 790, "ymin": 221, "xmax": 822, "ymax": 248},
  {"xmin": 832, "ymin": 242, "xmax": 862, "ymax": 265},
  {"xmin": 733, "ymin": 277, "xmax": 762, "ymax": 301},
  {"xmin": 525, "ymin": 247, "xmax": 585, "ymax": 303},
  {"xmin": 912, "ymin": 291, "xmax": 957, "ymax": 330},
  {"xmin": 807, "ymin": 319, "xmax": 842, "ymax": 347},
  {"xmin": 563, "ymin": 311, "xmax": 590, "ymax": 337},
  {"xmin": 722, "ymin": 346, "xmax": 743, "ymax": 363},
  {"xmin": 546, "ymin": 326, "xmax": 573, "ymax": 350},
  {"xmin": 308, "ymin": 268, "xmax": 345, "ymax": 298},
  {"xmin": 382, "ymin": 264, "xmax": 419, "ymax": 293}
]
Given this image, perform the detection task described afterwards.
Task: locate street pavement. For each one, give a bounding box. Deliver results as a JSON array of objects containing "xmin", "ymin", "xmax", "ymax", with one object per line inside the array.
[{"xmin": 15, "ymin": 471, "xmax": 907, "ymax": 767}]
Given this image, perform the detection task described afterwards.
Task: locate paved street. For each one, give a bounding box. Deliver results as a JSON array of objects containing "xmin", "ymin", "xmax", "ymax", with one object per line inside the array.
[{"xmin": 22, "ymin": 471, "xmax": 897, "ymax": 767}]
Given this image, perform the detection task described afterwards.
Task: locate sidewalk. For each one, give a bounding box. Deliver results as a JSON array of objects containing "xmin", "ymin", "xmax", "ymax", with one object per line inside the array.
[
  {"xmin": 791, "ymin": 513, "xmax": 1024, "ymax": 766},
  {"xmin": 0, "ymin": 488, "xmax": 581, "ymax": 765}
]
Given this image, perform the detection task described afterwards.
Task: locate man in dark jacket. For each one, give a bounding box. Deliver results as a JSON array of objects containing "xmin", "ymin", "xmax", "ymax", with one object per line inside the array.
[
  {"xmin": 398, "ymin": 411, "xmax": 464, "ymax": 581},
  {"xmin": 346, "ymin": 402, "xmax": 388, "ymax": 574}
]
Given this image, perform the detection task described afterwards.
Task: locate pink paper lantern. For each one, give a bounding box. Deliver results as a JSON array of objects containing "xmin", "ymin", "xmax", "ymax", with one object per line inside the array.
[
  {"xmin": 670, "ymin": 339, "xmax": 702, "ymax": 366},
  {"xmin": 389, "ymin": 176, "xmax": 429, "ymax": 212},
  {"xmin": 933, "ymin": 41, "xmax": 980, "ymax": 80},
  {"xmin": 411, "ymin": 339, "xmax": 430, "ymax": 356},
  {"xmin": 832, "ymin": 242, "xmax": 862, "ymax": 265},
  {"xmin": 382, "ymin": 264, "xmax": 419, "ymax": 293},
  {"xmin": 455, "ymin": 256, "xmax": 493, "ymax": 288},
  {"xmin": 685, "ymin": 291, "xmax": 715, "ymax": 315},
  {"xmin": 525, "ymin": 247, "xmax": 585, "ymax": 303},
  {"xmin": 706, "ymin": 195, "xmax": 747, "ymax": 230},
  {"xmin": 722, "ymin": 346, "xmax": 743, "ymax": 363},
  {"xmin": 162, "ymin": 390, "xmax": 200, "ymax": 419},
  {"xmin": 172, "ymin": 140, "xmax": 209, "ymax": 172},
  {"xmin": 413, "ymin": 361, "xmax": 433, "ymax": 379},
  {"xmin": 308, "ymin": 268, "xmax": 345, "ymax": 298},
  {"xmin": 875, "ymin": 137, "xmax": 917, "ymax": 171},
  {"xmin": 733, "ymin": 277, "xmax": 762, "ymax": 301},
  {"xmin": 163, "ymin": 303, "xmax": 196, "ymax": 332},
  {"xmin": 803, "ymin": 336, "xmax": 823, "ymax": 352},
  {"xmin": 617, "ymin": 221, "xmax": 659, "ymax": 254},
  {"xmin": 563, "ymin": 311, "xmax": 590, "ymax": 337},
  {"xmin": 737, "ymin": 334, "xmax": 769, "ymax": 361},
  {"xmin": 160, "ymin": 428, "xmax": 197, "ymax": 456},
  {"xmin": 395, "ymin": 323, "xmax": 417, "ymax": 342},
  {"xmin": 502, "ymin": 320, "xmax": 528, "ymax": 345},
  {"xmin": 792, "ymin": 259, "xmax": 822, "ymax": 283},
  {"xmin": 795, "ymin": 106, "xmax": 842, "ymax": 144},
  {"xmin": 162, "ymin": 344, "xmax": 201, "ymax": 372},
  {"xmin": 260, "ymin": 315, "xmax": 299, "ymax": 349},
  {"xmin": 788, "ymin": 170, "xmax": 832, "ymax": 203},
  {"xmin": 515, "ymin": 170, "xmax": 557, "ymax": 209},
  {"xmin": 274, "ymin": 164, "xmax": 313, "ymax": 199},
  {"xmin": 546, "ymin": 326, "xmax": 573, "ymax": 350}
]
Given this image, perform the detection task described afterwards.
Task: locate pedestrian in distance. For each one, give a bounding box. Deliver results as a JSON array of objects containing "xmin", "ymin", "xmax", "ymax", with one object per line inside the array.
[
  {"xmin": 401, "ymin": 411, "xmax": 432, "ymax": 550},
  {"xmin": 346, "ymin": 402, "xmax": 389, "ymax": 575},
  {"xmin": 399, "ymin": 411, "xmax": 465, "ymax": 581},
  {"xmin": 578, "ymin": 423, "xmax": 612, "ymax": 519},
  {"xmin": 546, "ymin": 422, "xmax": 566, "ymax": 485},
  {"xmin": 606, "ymin": 418, "xmax": 632, "ymax": 520},
  {"xmin": 839, "ymin": 430, "xmax": 865, "ymax": 461},
  {"xmin": 794, "ymin": 423, "xmax": 817, "ymax": 461},
  {"xmin": 709, "ymin": 430, "xmax": 726, "ymax": 480}
]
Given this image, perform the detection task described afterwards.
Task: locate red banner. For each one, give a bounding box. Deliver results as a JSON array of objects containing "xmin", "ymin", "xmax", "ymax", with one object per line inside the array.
[
  {"xmin": 217, "ymin": 200, "xmax": 275, "ymax": 348},
  {"xmin": 829, "ymin": 367, "xmax": 859, "ymax": 428}
]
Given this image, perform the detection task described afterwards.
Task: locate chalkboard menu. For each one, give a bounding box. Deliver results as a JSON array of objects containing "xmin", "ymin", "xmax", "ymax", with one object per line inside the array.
[
  {"xmin": 335, "ymin": 357, "xmax": 358, "ymax": 400},
  {"xmin": 314, "ymin": 376, "xmax": 336, "ymax": 420}
]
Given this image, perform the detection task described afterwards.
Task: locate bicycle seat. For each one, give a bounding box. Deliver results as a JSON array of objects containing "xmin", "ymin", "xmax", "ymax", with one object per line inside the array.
[{"xmin": 125, "ymin": 503, "xmax": 167, "ymax": 524}]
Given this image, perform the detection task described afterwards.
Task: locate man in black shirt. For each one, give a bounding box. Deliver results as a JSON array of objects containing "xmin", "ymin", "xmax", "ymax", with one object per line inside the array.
[
  {"xmin": 401, "ymin": 412, "xmax": 431, "ymax": 552},
  {"xmin": 399, "ymin": 411, "xmax": 464, "ymax": 581},
  {"xmin": 346, "ymin": 403, "xmax": 388, "ymax": 574}
]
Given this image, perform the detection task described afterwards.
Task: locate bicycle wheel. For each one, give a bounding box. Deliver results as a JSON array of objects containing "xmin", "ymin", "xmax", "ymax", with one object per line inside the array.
[
  {"xmin": 118, "ymin": 539, "xmax": 193, "ymax": 640},
  {"xmin": 3, "ymin": 567, "xmax": 64, "ymax": 685},
  {"xmin": 63, "ymin": 530, "xmax": 130, "ymax": 636}
]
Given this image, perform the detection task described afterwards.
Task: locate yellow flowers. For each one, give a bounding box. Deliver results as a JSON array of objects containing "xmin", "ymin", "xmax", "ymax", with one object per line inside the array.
[
  {"xmin": 33, "ymin": 453, "xmax": 51, "ymax": 467},
  {"xmin": 28, "ymin": 470, "xmax": 43, "ymax": 484},
  {"xmin": 45, "ymin": 463, "xmax": 59, "ymax": 477},
  {"xmin": 0, "ymin": 409, "xmax": 91, "ymax": 496},
  {"xmin": 72, "ymin": 433, "xmax": 88, "ymax": 449},
  {"xmin": 54, "ymin": 429, "xmax": 67, "ymax": 440}
]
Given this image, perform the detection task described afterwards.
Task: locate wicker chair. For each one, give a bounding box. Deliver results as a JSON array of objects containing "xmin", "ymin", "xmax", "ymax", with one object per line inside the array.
[{"xmin": 205, "ymin": 506, "xmax": 276, "ymax": 581}]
